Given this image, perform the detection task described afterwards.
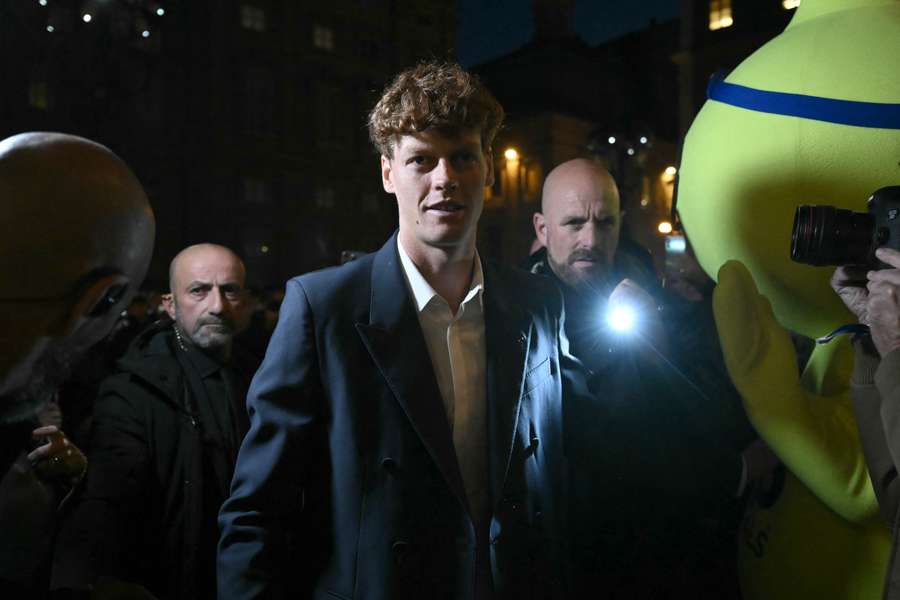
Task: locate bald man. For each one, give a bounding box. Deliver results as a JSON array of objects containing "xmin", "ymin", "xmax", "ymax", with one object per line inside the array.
[
  {"xmin": 533, "ymin": 159, "xmax": 624, "ymax": 290},
  {"xmin": 54, "ymin": 244, "xmax": 259, "ymax": 600},
  {"xmin": 529, "ymin": 159, "xmax": 753, "ymax": 598},
  {"xmin": 0, "ymin": 131, "xmax": 154, "ymax": 477}
]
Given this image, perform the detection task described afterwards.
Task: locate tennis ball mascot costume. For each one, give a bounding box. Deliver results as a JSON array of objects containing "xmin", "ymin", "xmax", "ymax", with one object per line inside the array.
[{"xmin": 677, "ymin": 0, "xmax": 900, "ymax": 598}]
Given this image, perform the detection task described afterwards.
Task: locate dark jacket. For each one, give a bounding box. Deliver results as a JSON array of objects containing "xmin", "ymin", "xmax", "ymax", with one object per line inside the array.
[
  {"xmin": 525, "ymin": 248, "xmax": 752, "ymax": 598},
  {"xmin": 218, "ymin": 233, "xmax": 597, "ymax": 600},
  {"xmin": 53, "ymin": 323, "xmax": 254, "ymax": 599},
  {"xmin": 851, "ymin": 340, "xmax": 900, "ymax": 599}
]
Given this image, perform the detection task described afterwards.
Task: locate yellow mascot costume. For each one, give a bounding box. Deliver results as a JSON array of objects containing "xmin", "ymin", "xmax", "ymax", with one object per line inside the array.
[{"xmin": 677, "ymin": 0, "xmax": 900, "ymax": 597}]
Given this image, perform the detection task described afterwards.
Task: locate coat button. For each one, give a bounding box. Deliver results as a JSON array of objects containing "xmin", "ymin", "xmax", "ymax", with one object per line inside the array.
[
  {"xmin": 518, "ymin": 333, "xmax": 527, "ymax": 347},
  {"xmin": 530, "ymin": 436, "xmax": 540, "ymax": 452},
  {"xmin": 381, "ymin": 457, "xmax": 397, "ymax": 472},
  {"xmin": 392, "ymin": 540, "xmax": 409, "ymax": 566}
]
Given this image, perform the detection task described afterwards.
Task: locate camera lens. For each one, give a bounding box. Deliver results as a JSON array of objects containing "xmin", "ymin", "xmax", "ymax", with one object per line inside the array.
[{"xmin": 791, "ymin": 205, "xmax": 875, "ymax": 266}]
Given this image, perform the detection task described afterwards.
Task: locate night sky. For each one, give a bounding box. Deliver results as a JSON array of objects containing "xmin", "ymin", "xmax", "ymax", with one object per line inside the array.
[{"xmin": 456, "ymin": 0, "xmax": 681, "ymax": 66}]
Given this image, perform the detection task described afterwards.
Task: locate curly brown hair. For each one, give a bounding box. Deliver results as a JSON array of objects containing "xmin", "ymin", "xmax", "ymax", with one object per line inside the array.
[{"xmin": 367, "ymin": 61, "xmax": 505, "ymax": 158}]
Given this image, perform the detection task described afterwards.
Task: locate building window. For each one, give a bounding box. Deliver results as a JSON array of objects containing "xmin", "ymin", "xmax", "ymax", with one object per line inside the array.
[
  {"xmin": 243, "ymin": 65, "xmax": 277, "ymax": 134},
  {"xmin": 782, "ymin": 0, "xmax": 801, "ymax": 9},
  {"xmin": 242, "ymin": 177, "xmax": 270, "ymax": 204},
  {"xmin": 240, "ymin": 4, "xmax": 266, "ymax": 32},
  {"xmin": 709, "ymin": 0, "xmax": 733, "ymax": 31},
  {"xmin": 313, "ymin": 24, "xmax": 334, "ymax": 51},
  {"xmin": 315, "ymin": 186, "xmax": 335, "ymax": 209},
  {"xmin": 313, "ymin": 81, "xmax": 351, "ymax": 148},
  {"xmin": 28, "ymin": 81, "xmax": 49, "ymax": 110}
]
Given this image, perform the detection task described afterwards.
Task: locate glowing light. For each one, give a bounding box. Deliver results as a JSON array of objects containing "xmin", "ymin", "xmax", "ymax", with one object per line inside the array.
[
  {"xmin": 46, "ymin": 25, "xmax": 54, "ymax": 32},
  {"xmin": 664, "ymin": 166, "xmax": 677, "ymax": 176},
  {"xmin": 639, "ymin": 136, "xmax": 648, "ymax": 144},
  {"xmin": 82, "ymin": 13, "xmax": 92, "ymax": 23},
  {"xmin": 626, "ymin": 148, "xmax": 635, "ymax": 156},
  {"xmin": 157, "ymin": 7, "xmax": 166, "ymax": 16},
  {"xmin": 720, "ymin": 16, "xmax": 733, "ymax": 27},
  {"xmin": 39, "ymin": 0, "xmax": 48, "ymax": 6},
  {"xmin": 640, "ymin": 198, "xmax": 649, "ymax": 207},
  {"xmin": 782, "ymin": 0, "xmax": 801, "ymax": 8},
  {"xmin": 658, "ymin": 221, "xmax": 673, "ymax": 235},
  {"xmin": 142, "ymin": 30, "xmax": 150, "ymax": 38},
  {"xmin": 666, "ymin": 236, "xmax": 687, "ymax": 253},
  {"xmin": 608, "ymin": 136, "xmax": 616, "ymax": 144},
  {"xmin": 261, "ymin": 245, "xmax": 270, "ymax": 254},
  {"xmin": 503, "ymin": 148, "xmax": 519, "ymax": 161},
  {"xmin": 607, "ymin": 306, "xmax": 637, "ymax": 333}
]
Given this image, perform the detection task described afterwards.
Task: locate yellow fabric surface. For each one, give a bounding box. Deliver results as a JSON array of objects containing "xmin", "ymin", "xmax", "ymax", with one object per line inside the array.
[{"xmin": 677, "ymin": 0, "xmax": 900, "ymax": 598}]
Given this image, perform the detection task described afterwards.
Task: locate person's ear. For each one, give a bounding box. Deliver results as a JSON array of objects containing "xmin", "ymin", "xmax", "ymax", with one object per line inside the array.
[
  {"xmin": 48, "ymin": 274, "xmax": 130, "ymax": 341},
  {"xmin": 161, "ymin": 293, "xmax": 175, "ymax": 321},
  {"xmin": 484, "ymin": 151, "xmax": 494, "ymax": 188},
  {"xmin": 533, "ymin": 212, "xmax": 548, "ymax": 247},
  {"xmin": 381, "ymin": 155, "xmax": 395, "ymax": 194}
]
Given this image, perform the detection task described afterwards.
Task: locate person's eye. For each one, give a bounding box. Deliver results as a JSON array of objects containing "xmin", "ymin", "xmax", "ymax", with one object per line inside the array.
[
  {"xmin": 407, "ymin": 156, "xmax": 428, "ymax": 166},
  {"xmin": 190, "ymin": 288, "xmax": 206, "ymax": 297}
]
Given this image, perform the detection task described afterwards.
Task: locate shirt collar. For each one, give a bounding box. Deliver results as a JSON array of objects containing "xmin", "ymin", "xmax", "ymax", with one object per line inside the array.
[{"xmin": 397, "ymin": 238, "xmax": 484, "ymax": 314}]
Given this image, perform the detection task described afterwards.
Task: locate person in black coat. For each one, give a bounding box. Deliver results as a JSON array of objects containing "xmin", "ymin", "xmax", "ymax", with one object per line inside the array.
[
  {"xmin": 53, "ymin": 244, "xmax": 258, "ymax": 599},
  {"xmin": 530, "ymin": 159, "xmax": 761, "ymax": 599}
]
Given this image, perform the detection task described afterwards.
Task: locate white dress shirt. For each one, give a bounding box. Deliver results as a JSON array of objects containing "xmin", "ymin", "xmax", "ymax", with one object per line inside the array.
[{"xmin": 397, "ymin": 239, "xmax": 488, "ymax": 519}]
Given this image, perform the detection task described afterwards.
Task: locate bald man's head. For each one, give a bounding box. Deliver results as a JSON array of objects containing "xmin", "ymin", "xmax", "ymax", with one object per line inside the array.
[
  {"xmin": 0, "ymin": 132, "xmax": 155, "ymax": 419},
  {"xmin": 163, "ymin": 244, "xmax": 246, "ymax": 361},
  {"xmin": 533, "ymin": 159, "xmax": 621, "ymax": 289}
]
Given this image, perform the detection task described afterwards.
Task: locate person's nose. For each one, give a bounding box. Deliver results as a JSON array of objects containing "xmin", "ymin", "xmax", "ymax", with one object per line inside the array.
[
  {"xmin": 432, "ymin": 158, "xmax": 459, "ymax": 193},
  {"xmin": 207, "ymin": 287, "xmax": 225, "ymax": 315},
  {"xmin": 578, "ymin": 222, "xmax": 599, "ymax": 250}
]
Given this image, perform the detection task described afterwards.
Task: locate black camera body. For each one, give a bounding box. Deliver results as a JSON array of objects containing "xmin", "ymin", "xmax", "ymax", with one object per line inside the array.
[{"xmin": 791, "ymin": 186, "xmax": 900, "ymax": 268}]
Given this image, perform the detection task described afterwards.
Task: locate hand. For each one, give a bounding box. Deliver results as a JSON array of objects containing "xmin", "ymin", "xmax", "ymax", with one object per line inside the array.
[
  {"xmin": 608, "ymin": 278, "xmax": 668, "ymax": 353},
  {"xmin": 866, "ymin": 247, "xmax": 900, "ymax": 356},
  {"xmin": 713, "ymin": 261, "xmax": 800, "ymax": 397},
  {"xmin": 27, "ymin": 425, "xmax": 87, "ymax": 487},
  {"xmin": 713, "ymin": 260, "xmax": 880, "ymax": 522},
  {"xmin": 830, "ymin": 265, "xmax": 870, "ymax": 324}
]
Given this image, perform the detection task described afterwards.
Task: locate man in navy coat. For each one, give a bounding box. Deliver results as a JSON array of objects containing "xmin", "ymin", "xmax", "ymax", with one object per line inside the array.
[{"xmin": 218, "ymin": 61, "xmax": 596, "ymax": 600}]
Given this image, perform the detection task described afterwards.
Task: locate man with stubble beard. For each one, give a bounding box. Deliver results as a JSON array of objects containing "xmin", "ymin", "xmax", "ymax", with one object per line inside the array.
[
  {"xmin": 530, "ymin": 159, "xmax": 759, "ymax": 599},
  {"xmin": 54, "ymin": 244, "xmax": 259, "ymax": 600}
]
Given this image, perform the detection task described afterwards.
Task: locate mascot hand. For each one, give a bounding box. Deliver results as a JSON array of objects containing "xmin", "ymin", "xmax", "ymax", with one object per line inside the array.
[
  {"xmin": 713, "ymin": 261, "xmax": 800, "ymax": 401},
  {"xmin": 713, "ymin": 260, "xmax": 876, "ymax": 522}
]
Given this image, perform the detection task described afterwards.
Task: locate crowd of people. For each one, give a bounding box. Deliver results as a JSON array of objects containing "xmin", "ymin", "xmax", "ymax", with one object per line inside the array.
[{"xmin": 1, "ymin": 59, "xmax": 898, "ymax": 600}]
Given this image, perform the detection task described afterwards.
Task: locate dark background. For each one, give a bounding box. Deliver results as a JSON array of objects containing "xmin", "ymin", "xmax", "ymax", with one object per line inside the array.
[{"xmin": 0, "ymin": 0, "xmax": 794, "ymax": 289}]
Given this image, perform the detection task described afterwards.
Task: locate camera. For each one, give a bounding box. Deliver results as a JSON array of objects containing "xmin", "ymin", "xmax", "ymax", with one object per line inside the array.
[{"xmin": 791, "ymin": 186, "xmax": 900, "ymax": 267}]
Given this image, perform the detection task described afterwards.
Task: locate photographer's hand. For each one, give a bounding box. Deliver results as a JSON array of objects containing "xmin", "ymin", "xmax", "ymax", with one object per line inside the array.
[
  {"xmin": 866, "ymin": 248, "xmax": 900, "ymax": 357},
  {"xmin": 831, "ymin": 265, "xmax": 870, "ymax": 325}
]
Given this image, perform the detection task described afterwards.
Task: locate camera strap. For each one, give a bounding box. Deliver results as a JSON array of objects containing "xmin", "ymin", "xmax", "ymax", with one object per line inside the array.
[{"xmin": 815, "ymin": 323, "xmax": 870, "ymax": 345}]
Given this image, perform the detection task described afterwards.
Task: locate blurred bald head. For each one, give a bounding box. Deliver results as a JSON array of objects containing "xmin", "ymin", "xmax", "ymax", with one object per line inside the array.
[
  {"xmin": 0, "ymin": 132, "xmax": 155, "ymax": 419},
  {"xmin": 533, "ymin": 159, "xmax": 621, "ymax": 289}
]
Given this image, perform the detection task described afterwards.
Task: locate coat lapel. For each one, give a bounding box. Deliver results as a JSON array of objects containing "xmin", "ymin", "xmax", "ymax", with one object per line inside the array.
[
  {"xmin": 482, "ymin": 263, "xmax": 532, "ymax": 512},
  {"xmin": 355, "ymin": 234, "xmax": 469, "ymax": 512}
]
